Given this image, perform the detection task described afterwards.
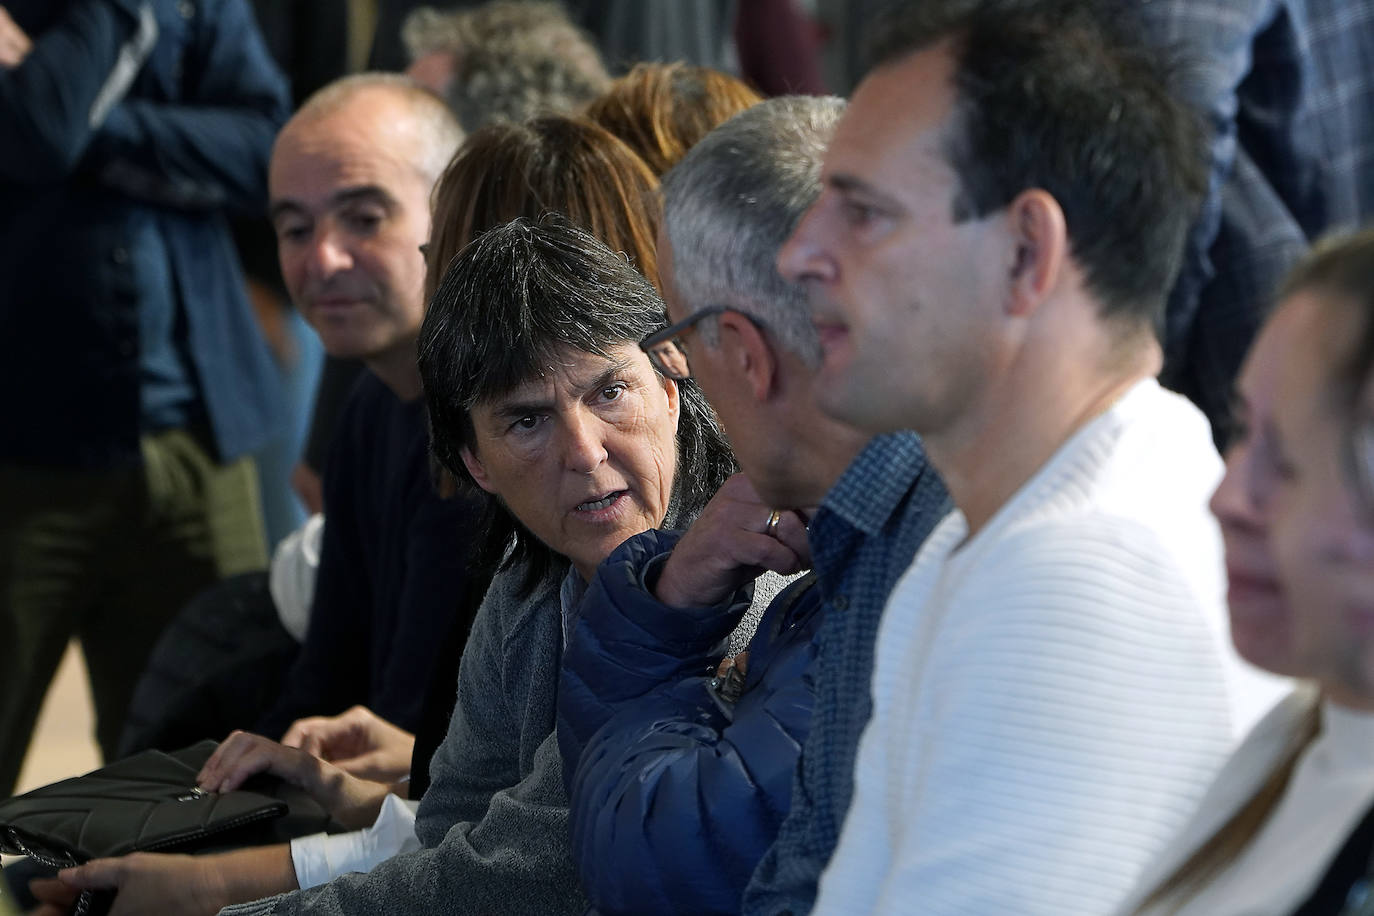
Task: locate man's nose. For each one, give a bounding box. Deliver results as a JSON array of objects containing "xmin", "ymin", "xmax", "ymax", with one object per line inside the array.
[
  {"xmin": 307, "ymin": 227, "xmax": 353, "ymax": 278},
  {"xmin": 777, "ymin": 204, "xmax": 835, "ymax": 286}
]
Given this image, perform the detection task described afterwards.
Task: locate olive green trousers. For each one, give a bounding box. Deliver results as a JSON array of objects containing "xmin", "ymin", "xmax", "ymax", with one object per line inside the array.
[{"xmin": 0, "ymin": 428, "xmax": 267, "ymax": 797}]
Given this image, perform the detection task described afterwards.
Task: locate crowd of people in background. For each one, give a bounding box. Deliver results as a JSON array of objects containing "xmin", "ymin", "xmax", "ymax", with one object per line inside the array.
[{"xmin": 3, "ymin": 0, "xmax": 1374, "ymax": 914}]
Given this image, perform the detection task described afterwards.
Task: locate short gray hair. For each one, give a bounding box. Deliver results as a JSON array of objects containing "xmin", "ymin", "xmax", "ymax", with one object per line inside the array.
[
  {"xmin": 401, "ymin": 2, "xmax": 609, "ymax": 131},
  {"xmin": 448, "ymin": 40, "xmax": 609, "ymax": 131},
  {"xmin": 402, "ymin": 1, "xmax": 583, "ymax": 59},
  {"xmin": 291, "ymin": 73, "xmax": 463, "ymax": 185},
  {"xmin": 660, "ymin": 95, "xmax": 845, "ymax": 366}
]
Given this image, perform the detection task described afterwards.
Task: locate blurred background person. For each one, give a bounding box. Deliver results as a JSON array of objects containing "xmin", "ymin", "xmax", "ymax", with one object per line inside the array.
[
  {"xmin": 250, "ymin": 74, "xmax": 479, "ymax": 745},
  {"xmin": 400, "ymin": 0, "xmax": 606, "ymax": 104},
  {"xmin": 1146, "ymin": 0, "xmax": 1374, "ymax": 447},
  {"xmin": 379, "ymin": 0, "xmax": 823, "ymax": 87},
  {"xmin": 584, "ymin": 61, "xmax": 760, "ymax": 176},
  {"xmin": 1123, "ymin": 228, "xmax": 1374, "ymax": 916},
  {"xmin": 0, "ymin": 0, "xmax": 290, "ymax": 798}
]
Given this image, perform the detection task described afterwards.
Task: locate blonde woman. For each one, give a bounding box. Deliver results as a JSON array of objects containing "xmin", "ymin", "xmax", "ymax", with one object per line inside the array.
[{"xmin": 1123, "ymin": 229, "xmax": 1374, "ymax": 915}]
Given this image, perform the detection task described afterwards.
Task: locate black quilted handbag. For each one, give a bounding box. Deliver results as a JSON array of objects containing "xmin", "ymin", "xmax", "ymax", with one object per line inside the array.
[{"xmin": 0, "ymin": 741, "xmax": 327, "ymax": 915}]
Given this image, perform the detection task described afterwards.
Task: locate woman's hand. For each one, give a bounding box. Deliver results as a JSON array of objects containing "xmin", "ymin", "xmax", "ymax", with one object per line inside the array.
[
  {"xmin": 281, "ymin": 705, "xmax": 415, "ymax": 785},
  {"xmin": 25, "ymin": 874, "xmax": 78, "ymax": 916},
  {"xmin": 29, "ymin": 845, "xmax": 299, "ymax": 916},
  {"xmin": 30, "ymin": 853, "xmax": 227, "ymax": 916},
  {"xmin": 198, "ymin": 730, "xmax": 390, "ymax": 828}
]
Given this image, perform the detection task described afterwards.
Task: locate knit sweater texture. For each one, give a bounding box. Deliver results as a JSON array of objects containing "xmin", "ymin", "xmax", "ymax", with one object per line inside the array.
[
  {"xmin": 219, "ymin": 536, "xmax": 781, "ymax": 915},
  {"xmin": 219, "ymin": 559, "xmax": 586, "ymax": 916},
  {"xmin": 814, "ymin": 379, "xmax": 1287, "ymax": 915}
]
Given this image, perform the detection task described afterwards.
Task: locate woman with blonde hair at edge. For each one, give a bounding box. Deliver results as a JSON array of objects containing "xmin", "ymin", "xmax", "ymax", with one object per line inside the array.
[{"xmin": 1121, "ymin": 228, "xmax": 1374, "ymax": 915}]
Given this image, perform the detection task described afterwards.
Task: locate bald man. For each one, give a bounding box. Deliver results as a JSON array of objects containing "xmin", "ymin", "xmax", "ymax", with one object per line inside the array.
[{"xmin": 251, "ymin": 74, "xmax": 481, "ymax": 744}]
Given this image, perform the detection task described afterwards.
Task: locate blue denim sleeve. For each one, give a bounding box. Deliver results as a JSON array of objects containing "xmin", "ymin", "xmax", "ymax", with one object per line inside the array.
[
  {"xmin": 0, "ymin": 0, "xmax": 149, "ymax": 181},
  {"xmin": 84, "ymin": 0, "xmax": 290, "ymax": 213}
]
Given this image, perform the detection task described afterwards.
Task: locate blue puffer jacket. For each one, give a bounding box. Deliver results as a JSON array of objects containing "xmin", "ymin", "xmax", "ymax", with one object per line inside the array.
[{"xmin": 558, "ymin": 529, "xmax": 823, "ymax": 916}]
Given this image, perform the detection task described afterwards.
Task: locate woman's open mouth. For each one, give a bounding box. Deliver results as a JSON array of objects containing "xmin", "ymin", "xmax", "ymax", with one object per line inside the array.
[{"xmin": 576, "ymin": 491, "xmax": 628, "ymax": 514}]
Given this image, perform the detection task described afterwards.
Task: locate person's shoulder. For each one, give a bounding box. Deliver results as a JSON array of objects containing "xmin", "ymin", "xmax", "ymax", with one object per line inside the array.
[
  {"xmin": 926, "ymin": 516, "xmax": 1223, "ymax": 703},
  {"xmin": 987, "ymin": 509, "xmax": 1197, "ymax": 585},
  {"xmin": 478, "ymin": 559, "xmax": 567, "ymax": 643},
  {"xmin": 1003, "ymin": 381, "xmax": 1221, "ymax": 557},
  {"xmin": 954, "ymin": 510, "xmax": 1212, "ymax": 627}
]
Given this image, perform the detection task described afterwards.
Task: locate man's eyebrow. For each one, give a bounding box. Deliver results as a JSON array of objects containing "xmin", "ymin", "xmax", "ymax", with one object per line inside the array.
[
  {"xmin": 330, "ymin": 185, "xmax": 397, "ymax": 210},
  {"xmin": 267, "ymin": 185, "xmax": 397, "ymax": 224},
  {"xmin": 827, "ymin": 173, "xmax": 902, "ymax": 210},
  {"xmin": 827, "ymin": 173, "xmax": 875, "ymax": 196},
  {"xmin": 268, "ymin": 199, "xmax": 306, "ymax": 223}
]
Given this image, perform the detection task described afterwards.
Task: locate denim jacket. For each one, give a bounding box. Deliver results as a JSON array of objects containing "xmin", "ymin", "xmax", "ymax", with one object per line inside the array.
[{"xmin": 0, "ymin": 0, "xmax": 289, "ymax": 467}]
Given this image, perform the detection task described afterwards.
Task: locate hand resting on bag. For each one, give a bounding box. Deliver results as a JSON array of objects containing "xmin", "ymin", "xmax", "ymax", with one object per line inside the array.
[
  {"xmin": 31, "ymin": 854, "xmax": 227, "ymax": 916},
  {"xmin": 30, "ymin": 843, "xmax": 298, "ymax": 916},
  {"xmin": 198, "ymin": 731, "xmax": 389, "ymax": 830}
]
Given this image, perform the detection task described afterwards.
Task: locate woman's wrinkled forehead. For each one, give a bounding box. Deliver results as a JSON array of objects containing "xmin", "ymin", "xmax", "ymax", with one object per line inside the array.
[{"xmin": 467, "ymin": 340, "xmax": 645, "ymax": 410}]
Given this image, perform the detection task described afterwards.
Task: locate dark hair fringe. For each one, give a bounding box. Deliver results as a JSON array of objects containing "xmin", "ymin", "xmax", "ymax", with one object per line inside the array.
[{"xmin": 418, "ymin": 214, "xmax": 736, "ymax": 596}]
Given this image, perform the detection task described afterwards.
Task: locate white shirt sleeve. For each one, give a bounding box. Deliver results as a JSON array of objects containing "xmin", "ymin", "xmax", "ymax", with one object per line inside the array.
[{"xmin": 288, "ymin": 794, "xmax": 421, "ymax": 890}]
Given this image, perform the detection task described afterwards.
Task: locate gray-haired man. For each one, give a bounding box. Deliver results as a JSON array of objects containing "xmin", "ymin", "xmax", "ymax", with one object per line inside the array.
[{"xmin": 555, "ymin": 95, "xmax": 951, "ymax": 915}]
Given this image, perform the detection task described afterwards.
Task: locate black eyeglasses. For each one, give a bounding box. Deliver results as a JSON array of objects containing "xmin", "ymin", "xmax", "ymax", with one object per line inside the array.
[{"xmin": 640, "ymin": 307, "xmax": 765, "ymax": 380}]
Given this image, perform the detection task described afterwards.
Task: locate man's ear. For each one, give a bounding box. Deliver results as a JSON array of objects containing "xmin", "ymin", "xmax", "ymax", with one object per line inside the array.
[
  {"xmin": 717, "ymin": 310, "xmax": 777, "ymax": 402},
  {"xmin": 1005, "ymin": 188, "xmax": 1067, "ymax": 318},
  {"xmin": 459, "ymin": 445, "xmax": 498, "ymax": 495}
]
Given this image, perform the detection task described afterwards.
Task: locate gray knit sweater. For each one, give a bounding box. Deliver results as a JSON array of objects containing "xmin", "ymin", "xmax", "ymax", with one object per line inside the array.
[
  {"xmin": 219, "ymin": 559, "xmax": 585, "ymax": 916},
  {"xmin": 218, "ymin": 549, "xmax": 785, "ymax": 916}
]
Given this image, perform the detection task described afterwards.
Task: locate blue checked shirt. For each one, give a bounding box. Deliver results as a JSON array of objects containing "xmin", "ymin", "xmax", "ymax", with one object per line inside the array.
[
  {"xmin": 742, "ymin": 432, "xmax": 950, "ymax": 916},
  {"xmin": 1153, "ymin": 0, "xmax": 1374, "ymax": 438}
]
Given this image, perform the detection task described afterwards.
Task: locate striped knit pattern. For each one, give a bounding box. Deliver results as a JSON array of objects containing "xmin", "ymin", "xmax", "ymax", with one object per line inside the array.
[{"xmin": 814, "ymin": 380, "xmax": 1251, "ymax": 915}]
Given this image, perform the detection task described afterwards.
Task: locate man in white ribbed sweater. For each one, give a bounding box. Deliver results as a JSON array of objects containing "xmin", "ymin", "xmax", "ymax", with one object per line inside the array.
[{"xmin": 776, "ymin": 1, "xmax": 1288, "ymax": 913}]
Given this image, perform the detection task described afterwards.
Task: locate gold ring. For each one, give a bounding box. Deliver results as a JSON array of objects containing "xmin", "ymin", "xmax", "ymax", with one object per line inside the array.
[{"xmin": 765, "ymin": 509, "xmax": 783, "ymax": 539}]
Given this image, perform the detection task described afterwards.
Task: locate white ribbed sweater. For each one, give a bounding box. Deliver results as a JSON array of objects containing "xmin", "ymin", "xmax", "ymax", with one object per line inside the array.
[{"xmin": 813, "ymin": 379, "xmax": 1289, "ymax": 916}]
